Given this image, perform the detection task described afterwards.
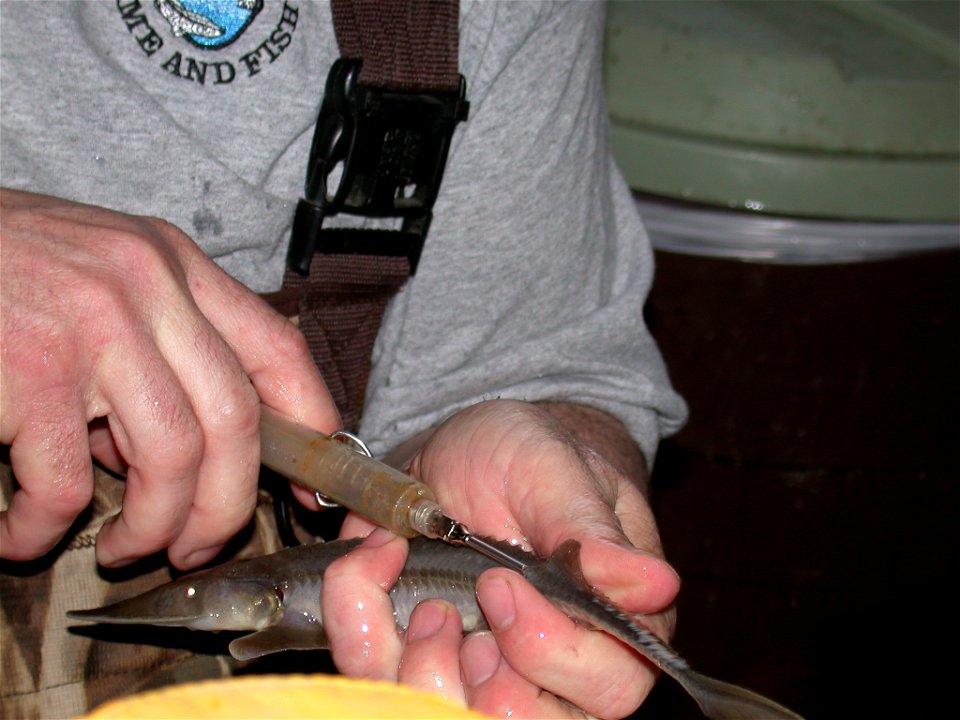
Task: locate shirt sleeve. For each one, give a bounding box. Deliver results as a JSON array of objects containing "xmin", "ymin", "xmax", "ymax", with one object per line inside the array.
[{"xmin": 359, "ymin": 1, "xmax": 688, "ymax": 463}]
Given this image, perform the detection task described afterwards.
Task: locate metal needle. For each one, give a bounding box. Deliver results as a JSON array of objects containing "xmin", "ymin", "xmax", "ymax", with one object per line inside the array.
[{"xmin": 438, "ymin": 518, "xmax": 529, "ymax": 573}]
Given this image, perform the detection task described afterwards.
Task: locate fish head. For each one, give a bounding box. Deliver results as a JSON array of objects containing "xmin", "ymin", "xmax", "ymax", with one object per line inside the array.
[
  {"xmin": 167, "ymin": 575, "xmax": 283, "ymax": 631},
  {"xmin": 69, "ymin": 573, "xmax": 283, "ymax": 632}
]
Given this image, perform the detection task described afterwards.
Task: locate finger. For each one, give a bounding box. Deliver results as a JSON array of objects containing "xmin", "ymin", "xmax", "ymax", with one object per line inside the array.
[
  {"xmin": 460, "ymin": 632, "xmax": 584, "ymax": 719},
  {"xmin": 93, "ymin": 344, "xmax": 204, "ymax": 568},
  {"xmin": 117, "ymin": 269, "xmax": 263, "ymax": 568},
  {"xmin": 397, "ymin": 600, "xmax": 467, "ymax": 707},
  {"xmin": 161, "ymin": 329, "xmax": 261, "ymax": 569},
  {"xmin": 181, "ymin": 249, "xmax": 340, "ymax": 433},
  {"xmin": 0, "ymin": 394, "xmax": 94, "ymax": 561},
  {"xmin": 503, "ymin": 443, "xmax": 680, "ymax": 618},
  {"xmin": 475, "ymin": 569, "xmax": 656, "ymax": 718},
  {"xmin": 577, "ymin": 538, "xmax": 680, "ymax": 619},
  {"xmin": 241, "ymin": 312, "xmax": 340, "ymax": 433},
  {"xmin": 182, "ymin": 260, "xmax": 342, "ymax": 532},
  {"xmin": 322, "ymin": 529, "xmax": 406, "ymax": 679},
  {"xmin": 551, "ymin": 487, "xmax": 681, "ymax": 639},
  {"xmin": 338, "ymin": 511, "xmax": 380, "ymax": 539},
  {"xmin": 88, "ymin": 417, "xmax": 127, "ymax": 475}
]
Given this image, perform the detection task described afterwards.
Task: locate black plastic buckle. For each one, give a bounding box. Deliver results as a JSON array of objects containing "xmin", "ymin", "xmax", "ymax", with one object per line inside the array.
[{"xmin": 287, "ymin": 59, "xmax": 469, "ymax": 275}]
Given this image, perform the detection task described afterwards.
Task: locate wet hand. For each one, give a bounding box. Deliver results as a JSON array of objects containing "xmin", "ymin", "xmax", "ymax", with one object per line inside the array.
[
  {"xmin": 0, "ymin": 190, "xmax": 339, "ymax": 569},
  {"xmin": 324, "ymin": 399, "xmax": 680, "ymax": 718}
]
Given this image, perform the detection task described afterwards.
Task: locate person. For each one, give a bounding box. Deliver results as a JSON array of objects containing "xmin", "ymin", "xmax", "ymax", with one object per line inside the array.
[{"xmin": 0, "ymin": 1, "xmax": 688, "ymax": 718}]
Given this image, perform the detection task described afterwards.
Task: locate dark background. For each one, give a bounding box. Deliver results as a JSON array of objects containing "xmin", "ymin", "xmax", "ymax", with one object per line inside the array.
[{"xmin": 633, "ymin": 248, "xmax": 958, "ymax": 719}]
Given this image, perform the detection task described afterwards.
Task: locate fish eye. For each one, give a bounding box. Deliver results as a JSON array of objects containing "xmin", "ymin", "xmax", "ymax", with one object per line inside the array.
[{"xmin": 185, "ymin": 586, "xmax": 197, "ymax": 598}]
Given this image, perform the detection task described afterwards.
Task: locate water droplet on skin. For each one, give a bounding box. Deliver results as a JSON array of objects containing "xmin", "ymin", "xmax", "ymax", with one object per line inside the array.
[{"xmin": 501, "ymin": 518, "xmax": 530, "ymax": 550}]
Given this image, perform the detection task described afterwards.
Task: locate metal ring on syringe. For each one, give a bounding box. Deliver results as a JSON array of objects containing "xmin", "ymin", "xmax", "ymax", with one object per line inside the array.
[{"xmin": 313, "ymin": 430, "xmax": 374, "ymax": 508}]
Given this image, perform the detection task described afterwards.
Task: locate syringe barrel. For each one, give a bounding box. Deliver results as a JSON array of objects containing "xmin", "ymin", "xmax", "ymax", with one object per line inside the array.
[{"xmin": 259, "ymin": 405, "xmax": 436, "ymax": 538}]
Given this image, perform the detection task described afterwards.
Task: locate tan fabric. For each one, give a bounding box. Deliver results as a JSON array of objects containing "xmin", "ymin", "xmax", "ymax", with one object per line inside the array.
[{"xmin": 0, "ymin": 464, "xmax": 285, "ymax": 718}]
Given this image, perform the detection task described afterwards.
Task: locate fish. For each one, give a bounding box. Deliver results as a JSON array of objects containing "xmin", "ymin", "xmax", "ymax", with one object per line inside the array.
[
  {"xmin": 68, "ymin": 536, "xmax": 804, "ymax": 720},
  {"xmin": 155, "ymin": 0, "xmax": 224, "ymax": 39}
]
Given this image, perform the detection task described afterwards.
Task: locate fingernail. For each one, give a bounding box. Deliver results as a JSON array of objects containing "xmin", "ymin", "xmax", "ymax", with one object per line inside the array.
[
  {"xmin": 96, "ymin": 550, "xmax": 132, "ymax": 569},
  {"xmin": 406, "ymin": 600, "xmax": 448, "ymax": 643},
  {"xmin": 362, "ymin": 527, "xmax": 395, "ymax": 548},
  {"xmin": 94, "ymin": 519, "xmax": 133, "ymax": 568},
  {"xmin": 461, "ymin": 632, "xmax": 501, "ymax": 688},
  {"xmin": 179, "ymin": 544, "xmax": 224, "ymax": 570},
  {"xmin": 476, "ymin": 575, "xmax": 516, "ymax": 630}
]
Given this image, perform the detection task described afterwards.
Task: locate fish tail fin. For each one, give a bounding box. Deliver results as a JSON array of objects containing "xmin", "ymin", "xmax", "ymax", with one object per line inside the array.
[
  {"xmin": 673, "ymin": 668, "xmax": 805, "ymax": 720},
  {"xmin": 531, "ymin": 539, "xmax": 807, "ymax": 720}
]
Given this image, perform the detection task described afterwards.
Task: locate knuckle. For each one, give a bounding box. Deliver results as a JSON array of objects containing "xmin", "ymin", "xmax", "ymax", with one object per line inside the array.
[
  {"xmin": 33, "ymin": 478, "xmax": 93, "ymax": 524},
  {"xmin": 266, "ymin": 318, "xmax": 312, "ymax": 363},
  {"xmin": 101, "ymin": 225, "xmax": 186, "ymax": 290},
  {"xmin": 102, "ymin": 226, "xmax": 165, "ymax": 266},
  {"xmin": 46, "ymin": 473, "xmax": 95, "ymax": 518},
  {"xmin": 5, "ymin": 326, "xmax": 78, "ymax": 389},
  {"xmin": 21, "ymin": 396, "xmax": 85, "ymax": 456},
  {"xmin": 145, "ymin": 215, "xmax": 190, "ymax": 246},
  {"xmin": 82, "ymin": 282, "xmax": 140, "ymax": 331},
  {"xmin": 208, "ymin": 380, "xmax": 260, "ymax": 438},
  {"xmin": 141, "ymin": 398, "xmax": 204, "ymax": 470}
]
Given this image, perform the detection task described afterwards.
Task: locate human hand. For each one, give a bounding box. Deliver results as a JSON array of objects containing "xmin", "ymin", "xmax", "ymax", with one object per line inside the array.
[
  {"xmin": 0, "ymin": 189, "xmax": 339, "ymax": 569},
  {"xmin": 322, "ymin": 399, "xmax": 680, "ymax": 718}
]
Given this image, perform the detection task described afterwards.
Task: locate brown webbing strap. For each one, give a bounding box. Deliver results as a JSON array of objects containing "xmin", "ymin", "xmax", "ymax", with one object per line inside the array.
[
  {"xmin": 270, "ymin": 0, "xmax": 460, "ymax": 432},
  {"xmin": 265, "ymin": 252, "xmax": 411, "ymax": 433},
  {"xmin": 331, "ymin": 0, "xmax": 460, "ymax": 93}
]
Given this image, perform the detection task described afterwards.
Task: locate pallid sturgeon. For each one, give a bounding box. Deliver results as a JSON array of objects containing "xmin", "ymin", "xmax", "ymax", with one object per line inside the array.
[{"xmin": 69, "ymin": 536, "xmax": 804, "ymax": 720}]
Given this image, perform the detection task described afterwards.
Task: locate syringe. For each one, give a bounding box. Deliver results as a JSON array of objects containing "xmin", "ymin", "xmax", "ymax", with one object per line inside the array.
[
  {"xmin": 260, "ymin": 405, "xmax": 450, "ymax": 538},
  {"xmin": 259, "ymin": 406, "xmax": 528, "ymax": 571}
]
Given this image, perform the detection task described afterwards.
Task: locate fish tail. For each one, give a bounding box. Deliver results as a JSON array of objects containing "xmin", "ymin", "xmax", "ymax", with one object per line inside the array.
[
  {"xmin": 671, "ymin": 668, "xmax": 805, "ymax": 720},
  {"xmin": 536, "ymin": 541, "xmax": 806, "ymax": 719}
]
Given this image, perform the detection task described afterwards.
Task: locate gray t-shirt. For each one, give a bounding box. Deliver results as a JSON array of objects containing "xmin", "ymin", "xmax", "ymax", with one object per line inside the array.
[{"xmin": 0, "ymin": 0, "xmax": 686, "ymax": 460}]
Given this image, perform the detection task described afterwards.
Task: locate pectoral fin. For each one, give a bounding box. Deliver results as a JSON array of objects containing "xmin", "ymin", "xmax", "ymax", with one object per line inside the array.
[{"xmin": 228, "ymin": 624, "xmax": 330, "ymax": 661}]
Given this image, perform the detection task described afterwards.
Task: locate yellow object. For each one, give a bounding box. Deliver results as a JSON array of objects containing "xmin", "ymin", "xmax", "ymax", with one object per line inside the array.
[{"xmin": 82, "ymin": 674, "xmax": 492, "ymax": 719}]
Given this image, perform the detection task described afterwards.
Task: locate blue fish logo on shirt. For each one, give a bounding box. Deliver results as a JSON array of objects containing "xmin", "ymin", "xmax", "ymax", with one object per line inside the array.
[{"xmin": 155, "ymin": 0, "xmax": 262, "ymax": 49}]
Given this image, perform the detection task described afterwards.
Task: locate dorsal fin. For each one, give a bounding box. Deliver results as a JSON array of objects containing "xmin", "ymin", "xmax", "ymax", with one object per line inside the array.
[{"xmin": 547, "ymin": 539, "xmax": 590, "ymax": 589}]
